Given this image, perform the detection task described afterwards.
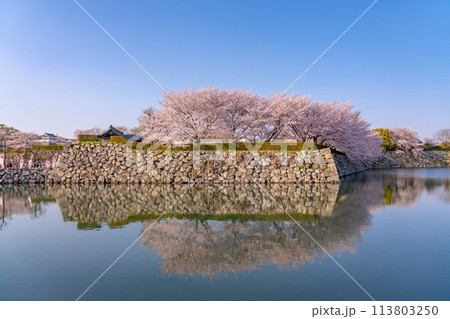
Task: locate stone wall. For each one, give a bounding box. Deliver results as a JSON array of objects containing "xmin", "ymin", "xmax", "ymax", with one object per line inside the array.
[
  {"xmin": 0, "ymin": 169, "xmax": 48, "ymax": 184},
  {"xmin": 2, "ymin": 143, "xmax": 449, "ymax": 184},
  {"xmin": 381, "ymin": 151, "xmax": 449, "ymax": 168},
  {"xmin": 1, "ymin": 149, "xmax": 62, "ymax": 168},
  {"xmin": 333, "ymin": 151, "xmax": 449, "ymax": 178},
  {"xmin": 46, "ymin": 143, "xmax": 341, "ymax": 184},
  {"xmin": 332, "ymin": 154, "xmax": 372, "ymax": 177}
]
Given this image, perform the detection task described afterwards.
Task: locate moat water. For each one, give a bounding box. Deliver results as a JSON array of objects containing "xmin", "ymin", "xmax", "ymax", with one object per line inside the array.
[{"xmin": 1, "ymin": 168, "xmax": 449, "ymax": 300}]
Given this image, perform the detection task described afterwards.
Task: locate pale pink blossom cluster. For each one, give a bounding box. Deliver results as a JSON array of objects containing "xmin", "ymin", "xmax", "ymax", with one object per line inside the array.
[
  {"xmin": 390, "ymin": 128, "xmax": 423, "ymax": 155},
  {"xmin": 6, "ymin": 131, "xmax": 40, "ymax": 149},
  {"xmin": 139, "ymin": 87, "xmax": 382, "ymax": 163}
]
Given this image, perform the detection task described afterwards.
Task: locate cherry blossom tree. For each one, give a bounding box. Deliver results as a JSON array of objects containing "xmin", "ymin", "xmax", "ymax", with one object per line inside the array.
[
  {"xmin": 217, "ymin": 89, "xmax": 260, "ymax": 140},
  {"xmin": 139, "ymin": 107, "xmax": 172, "ymax": 143},
  {"xmin": 0, "ymin": 124, "xmax": 19, "ymax": 150},
  {"xmin": 140, "ymin": 88, "xmax": 259, "ymax": 143},
  {"xmin": 7, "ymin": 131, "xmax": 39, "ymax": 150},
  {"xmin": 288, "ymin": 99, "xmax": 332, "ymax": 143},
  {"xmin": 139, "ymin": 87, "xmax": 382, "ymax": 163},
  {"xmin": 0, "ymin": 128, "xmax": 9, "ymax": 150},
  {"xmin": 289, "ymin": 100, "xmax": 381, "ymax": 163},
  {"xmin": 390, "ymin": 128, "xmax": 423, "ymax": 155},
  {"xmin": 250, "ymin": 94, "xmax": 310, "ymax": 142},
  {"xmin": 249, "ymin": 96, "xmax": 381, "ymax": 163},
  {"xmin": 73, "ymin": 127, "xmax": 102, "ymax": 138},
  {"xmin": 423, "ymin": 137, "xmax": 437, "ymax": 147}
]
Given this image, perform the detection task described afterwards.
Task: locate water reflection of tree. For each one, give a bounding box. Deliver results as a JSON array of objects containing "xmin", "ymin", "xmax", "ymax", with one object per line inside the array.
[
  {"xmin": 140, "ymin": 215, "xmax": 368, "ymax": 279},
  {"xmin": 427, "ymin": 179, "xmax": 450, "ymax": 203},
  {"xmin": 0, "ymin": 185, "xmax": 52, "ymax": 230}
]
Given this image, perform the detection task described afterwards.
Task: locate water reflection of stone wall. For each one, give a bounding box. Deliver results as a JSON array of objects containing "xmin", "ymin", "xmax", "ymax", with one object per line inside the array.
[{"xmin": 51, "ymin": 184, "xmax": 340, "ymax": 226}]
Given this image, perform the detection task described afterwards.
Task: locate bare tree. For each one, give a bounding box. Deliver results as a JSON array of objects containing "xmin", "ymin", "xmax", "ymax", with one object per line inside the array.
[{"xmin": 433, "ymin": 129, "xmax": 450, "ymax": 144}]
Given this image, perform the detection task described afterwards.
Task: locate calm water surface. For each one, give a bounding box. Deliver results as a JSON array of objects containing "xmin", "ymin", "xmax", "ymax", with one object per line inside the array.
[{"xmin": 1, "ymin": 168, "xmax": 449, "ymax": 300}]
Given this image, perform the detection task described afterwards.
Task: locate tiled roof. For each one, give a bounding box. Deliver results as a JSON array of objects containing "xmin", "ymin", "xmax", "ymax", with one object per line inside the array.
[{"xmin": 42, "ymin": 133, "xmax": 57, "ymax": 138}]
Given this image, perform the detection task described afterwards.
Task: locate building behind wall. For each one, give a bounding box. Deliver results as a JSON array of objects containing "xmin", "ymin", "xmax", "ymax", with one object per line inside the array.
[
  {"xmin": 99, "ymin": 125, "xmax": 142, "ymax": 142},
  {"xmin": 39, "ymin": 133, "xmax": 58, "ymax": 145}
]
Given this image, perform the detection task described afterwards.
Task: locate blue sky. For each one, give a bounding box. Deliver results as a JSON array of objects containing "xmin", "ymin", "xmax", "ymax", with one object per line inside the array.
[{"xmin": 1, "ymin": 0, "xmax": 449, "ymax": 138}]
